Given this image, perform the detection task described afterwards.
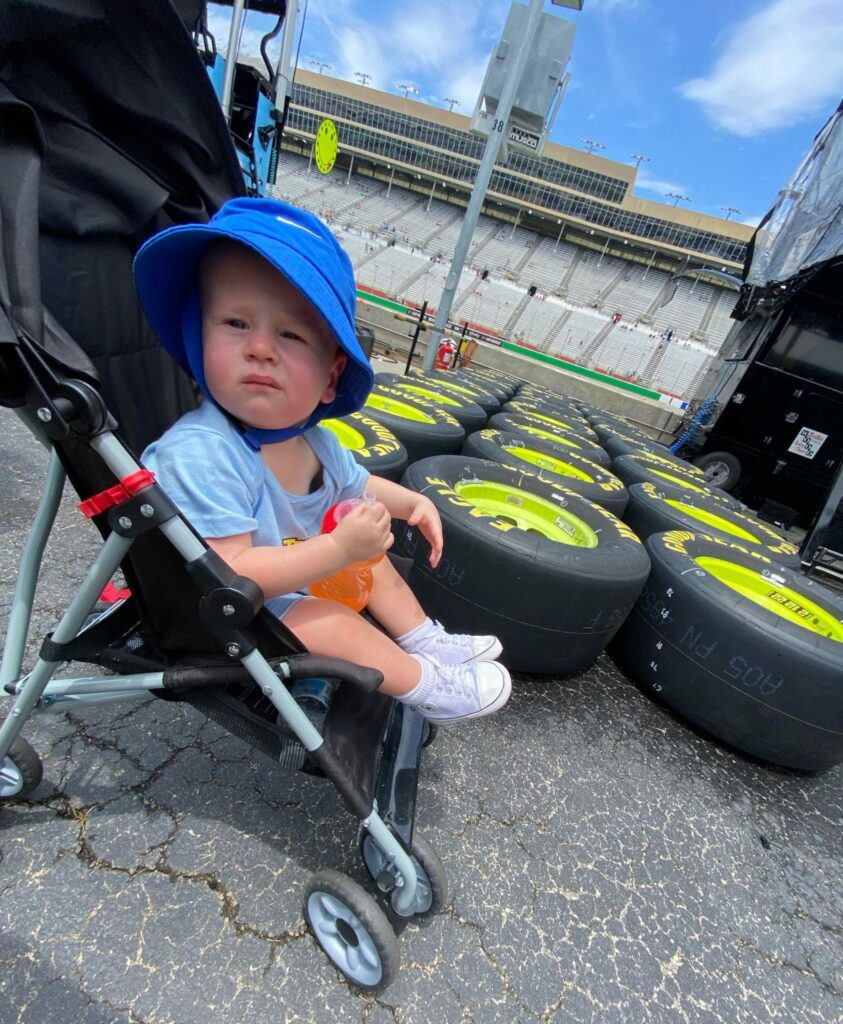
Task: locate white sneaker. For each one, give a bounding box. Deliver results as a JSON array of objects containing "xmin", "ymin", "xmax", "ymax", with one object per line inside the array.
[
  {"xmin": 409, "ymin": 657, "xmax": 512, "ymax": 724},
  {"xmin": 402, "ymin": 619, "xmax": 503, "ymax": 666}
]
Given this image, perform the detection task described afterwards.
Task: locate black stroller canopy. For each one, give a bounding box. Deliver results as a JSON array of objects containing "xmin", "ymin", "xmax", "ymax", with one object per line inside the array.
[{"xmin": 0, "ymin": 0, "xmax": 245, "ymax": 452}]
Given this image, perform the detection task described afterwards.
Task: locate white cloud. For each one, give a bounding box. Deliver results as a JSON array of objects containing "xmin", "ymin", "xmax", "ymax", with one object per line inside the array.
[
  {"xmin": 206, "ymin": 0, "xmax": 518, "ymax": 113},
  {"xmin": 306, "ymin": 0, "xmax": 506, "ymax": 102},
  {"xmin": 741, "ymin": 215, "xmax": 762, "ymax": 227},
  {"xmin": 679, "ymin": 0, "xmax": 843, "ymax": 136},
  {"xmin": 635, "ymin": 171, "xmax": 690, "ymax": 199}
]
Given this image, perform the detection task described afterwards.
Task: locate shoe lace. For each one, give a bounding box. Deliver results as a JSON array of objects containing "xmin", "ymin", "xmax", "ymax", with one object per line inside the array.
[
  {"xmin": 432, "ymin": 662, "xmax": 473, "ymax": 699},
  {"xmin": 428, "ymin": 620, "xmax": 471, "ymax": 647}
]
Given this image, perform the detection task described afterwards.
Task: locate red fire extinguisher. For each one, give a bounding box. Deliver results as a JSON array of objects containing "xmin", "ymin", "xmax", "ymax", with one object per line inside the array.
[{"xmin": 435, "ymin": 337, "xmax": 456, "ymax": 369}]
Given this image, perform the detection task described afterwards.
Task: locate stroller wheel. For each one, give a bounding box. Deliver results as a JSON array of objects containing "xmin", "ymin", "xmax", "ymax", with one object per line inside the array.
[
  {"xmin": 0, "ymin": 733, "xmax": 43, "ymax": 801},
  {"xmin": 421, "ymin": 720, "xmax": 438, "ymax": 748},
  {"xmin": 304, "ymin": 870, "xmax": 399, "ymax": 991},
  {"xmin": 361, "ymin": 832, "xmax": 448, "ymax": 918}
]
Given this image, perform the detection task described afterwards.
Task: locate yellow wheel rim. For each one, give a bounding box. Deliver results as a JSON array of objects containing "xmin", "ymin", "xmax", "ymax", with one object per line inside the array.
[
  {"xmin": 649, "ymin": 466, "xmax": 710, "ymax": 493},
  {"xmin": 696, "ymin": 558, "xmax": 843, "ymax": 640},
  {"xmin": 665, "ymin": 501, "xmax": 758, "ymax": 542},
  {"xmin": 514, "ymin": 423, "xmax": 583, "ymax": 449},
  {"xmin": 321, "ymin": 418, "xmax": 366, "ymax": 450},
  {"xmin": 503, "ymin": 445, "xmax": 593, "ymax": 482},
  {"xmin": 455, "ymin": 481, "xmax": 598, "ymax": 546},
  {"xmin": 366, "ymin": 393, "xmax": 435, "ymax": 423},
  {"xmin": 427, "ymin": 377, "xmax": 487, "ymax": 400},
  {"xmin": 509, "ymin": 407, "xmax": 584, "ymax": 433},
  {"xmin": 396, "ymin": 383, "xmax": 460, "ymax": 407}
]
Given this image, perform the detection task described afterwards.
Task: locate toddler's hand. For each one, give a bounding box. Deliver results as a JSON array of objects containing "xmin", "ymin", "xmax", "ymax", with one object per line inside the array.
[
  {"xmin": 407, "ymin": 495, "xmax": 443, "ymax": 568},
  {"xmin": 330, "ymin": 500, "xmax": 393, "ymax": 563}
]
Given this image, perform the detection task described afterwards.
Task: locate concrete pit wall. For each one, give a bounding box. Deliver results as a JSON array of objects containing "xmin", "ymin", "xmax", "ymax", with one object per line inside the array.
[{"xmin": 357, "ymin": 300, "xmax": 683, "ymax": 443}]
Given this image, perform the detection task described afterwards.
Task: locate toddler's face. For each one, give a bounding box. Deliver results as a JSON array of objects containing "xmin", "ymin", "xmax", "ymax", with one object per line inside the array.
[{"xmin": 200, "ymin": 242, "xmax": 347, "ymax": 432}]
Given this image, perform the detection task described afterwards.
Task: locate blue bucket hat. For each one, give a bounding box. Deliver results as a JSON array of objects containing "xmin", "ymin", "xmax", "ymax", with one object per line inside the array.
[{"xmin": 133, "ymin": 197, "xmax": 374, "ymax": 447}]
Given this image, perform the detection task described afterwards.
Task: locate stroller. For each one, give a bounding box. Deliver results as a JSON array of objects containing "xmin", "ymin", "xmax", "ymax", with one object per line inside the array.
[{"xmin": 0, "ymin": 0, "xmax": 443, "ymax": 992}]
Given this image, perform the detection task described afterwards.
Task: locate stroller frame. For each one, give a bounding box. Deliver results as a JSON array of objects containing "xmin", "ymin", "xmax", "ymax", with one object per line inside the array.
[
  {"xmin": 0, "ymin": 377, "xmax": 436, "ymax": 992},
  {"xmin": 0, "ymin": 412, "xmax": 422, "ymax": 914},
  {"xmin": 1, "ymin": 0, "xmax": 446, "ymax": 989}
]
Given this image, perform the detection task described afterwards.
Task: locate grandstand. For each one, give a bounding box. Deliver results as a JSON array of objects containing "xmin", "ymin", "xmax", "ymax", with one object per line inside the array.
[{"xmin": 269, "ymin": 70, "xmax": 750, "ymax": 402}]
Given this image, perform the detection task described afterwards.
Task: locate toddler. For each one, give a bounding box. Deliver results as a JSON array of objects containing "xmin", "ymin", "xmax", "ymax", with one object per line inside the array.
[{"xmin": 135, "ymin": 198, "xmax": 510, "ymax": 723}]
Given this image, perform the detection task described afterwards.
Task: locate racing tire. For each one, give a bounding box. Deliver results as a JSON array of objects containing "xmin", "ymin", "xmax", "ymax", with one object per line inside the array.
[
  {"xmin": 503, "ymin": 399, "xmax": 596, "ymax": 437},
  {"xmin": 602, "ymin": 433, "xmax": 707, "ymax": 478},
  {"xmin": 622, "ymin": 482, "xmax": 801, "ymax": 568},
  {"xmin": 463, "ymin": 429, "xmax": 629, "ymax": 516},
  {"xmin": 456, "ymin": 367, "xmax": 521, "ymax": 397},
  {"xmin": 692, "ymin": 450, "xmax": 742, "ymax": 492},
  {"xmin": 488, "ymin": 412, "xmax": 611, "ymax": 467},
  {"xmin": 375, "ymin": 372, "xmax": 487, "ymax": 432},
  {"xmin": 321, "ymin": 413, "xmax": 408, "ymax": 482},
  {"xmin": 512, "ymin": 385, "xmax": 582, "ymax": 408},
  {"xmin": 610, "ymin": 531, "xmax": 843, "ymax": 772},
  {"xmin": 364, "ymin": 385, "xmax": 465, "ymax": 464},
  {"xmin": 408, "ymin": 370, "xmax": 501, "ymax": 414},
  {"xmin": 574, "ymin": 400, "xmax": 615, "ymax": 420},
  {"xmin": 590, "ymin": 419, "xmax": 668, "ymax": 449},
  {"xmin": 515, "ymin": 382, "xmax": 571, "ymax": 403},
  {"xmin": 450, "ymin": 370, "xmax": 510, "ymax": 403},
  {"xmin": 397, "ymin": 455, "xmax": 651, "ymax": 674},
  {"xmin": 611, "ymin": 452, "xmax": 743, "ymax": 509},
  {"xmin": 600, "ymin": 429, "xmax": 685, "ymax": 462},
  {"xmin": 513, "ymin": 391, "xmax": 586, "ymax": 420}
]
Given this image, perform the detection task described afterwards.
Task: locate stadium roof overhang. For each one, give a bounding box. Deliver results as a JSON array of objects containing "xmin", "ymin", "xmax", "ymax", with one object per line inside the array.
[{"xmin": 283, "ymin": 127, "xmax": 745, "ymax": 277}]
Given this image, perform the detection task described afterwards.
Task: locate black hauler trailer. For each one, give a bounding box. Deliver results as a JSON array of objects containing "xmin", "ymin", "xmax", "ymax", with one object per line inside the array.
[
  {"xmin": 680, "ymin": 101, "xmax": 843, "ymax": 578},
  {"xmin": 693, "ymin": 263, "xmax": 842, "ymax": 527}
]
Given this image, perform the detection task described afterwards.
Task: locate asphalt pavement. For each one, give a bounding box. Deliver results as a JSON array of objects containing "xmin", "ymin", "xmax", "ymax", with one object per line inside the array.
[{"xmin": 1, "ymin": 408, "xmax": 841, "ymax": 1024}]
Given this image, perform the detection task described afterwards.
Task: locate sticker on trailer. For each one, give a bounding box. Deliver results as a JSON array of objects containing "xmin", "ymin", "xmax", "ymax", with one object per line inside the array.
[{"xmin": 787, "ymin": 427, "xmax": 828, "ymax": 460}]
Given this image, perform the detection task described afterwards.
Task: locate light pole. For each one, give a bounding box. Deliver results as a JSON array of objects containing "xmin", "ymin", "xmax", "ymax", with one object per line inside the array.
[
  {"xmin": 630, "ymin": 153, "xmax": 650, "ymax": 170},
  {"xmin": 581, "ymin": 138, "xmax": 605, "ymax": 155},
  {"xmin": 443, "ymin": 97, "xmax": 460, "ymax": 112},
  {"xmin": 355, "ymin": 71, "xmax": 372, "ymax": 86},
  {"xmin": 309, "ymin": 59, "xmax": 332, "ymax": 75},
  {"xmin": 423, "ymin": 0, "xmax": 556, "ymax": 368},
  {"xmin": 396, "ymin": 83, "xmax": 419, "ymax": 99},
  {"xmin": 666, "ymin": 192, "xmax": 691, "ymax": 207},
  {"xmin": 720, "ymin": 206, "xmax": 742, "ymax": 221}
]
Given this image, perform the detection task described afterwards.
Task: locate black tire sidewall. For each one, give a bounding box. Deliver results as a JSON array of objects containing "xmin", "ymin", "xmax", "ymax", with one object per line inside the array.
[
  {"xmin": 325, "ymin": 413, "xmax": 409, "ymax": 482},
  {"xmin": 399, "ymin": 455, "xmax": 650, "ymax": 674},
  {"xmin": 365, "ymin": 385, "xmax": 465, "ymax": 464},
  {"xmin": 623, "ymin": 483, "xmax": 801, "ymax": 567},
  {"xmin": 375, "ymin": 372, "xmax": 487, "ymax": 432},
  {"xmin": 488, "ymin": 411, "xmax": 611, "ymax": 466},
  {"xmin": 612, "ymin": 532, "xmax": 843, "ymax": 771},
  {"xmin": 612, "ymin": 453, "xmax": 742, "ymax": 509}
]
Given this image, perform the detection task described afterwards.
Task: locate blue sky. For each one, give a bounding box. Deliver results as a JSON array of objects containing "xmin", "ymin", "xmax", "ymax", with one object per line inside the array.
[{"xmin": 209, "ymin": 0, "xmax": 843, "ymax": 225}]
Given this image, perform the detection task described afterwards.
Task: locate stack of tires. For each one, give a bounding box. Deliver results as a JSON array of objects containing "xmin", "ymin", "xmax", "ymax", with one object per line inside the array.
[
  {"xmin": 609, "ymin": 529, "xmax": 843, "ymax": 772},
  {"xmin": 333, "ymin": 373, "xmax": 843, "ymax": 775},
  {"xmin": 393, "ymin": 374, "xmax": 651, "ymax": 676},
  {"xmin": 570, "ymin": 398, "xmax": 843, "ymax": 774}
]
